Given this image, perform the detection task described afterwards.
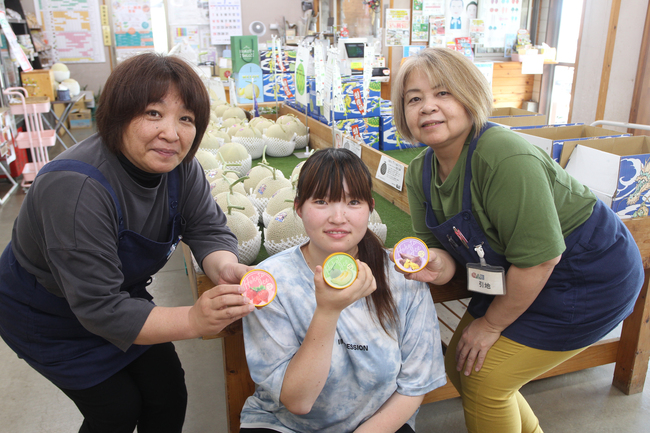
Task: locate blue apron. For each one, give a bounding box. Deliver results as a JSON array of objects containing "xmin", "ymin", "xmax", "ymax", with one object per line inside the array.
[
  {"xmin": 421, "ymin": 123, "xmax": 644, "ymax": 351},
  {"xmin": 0, "ymin": 159, "xmax": 185, "ymax": 389}
]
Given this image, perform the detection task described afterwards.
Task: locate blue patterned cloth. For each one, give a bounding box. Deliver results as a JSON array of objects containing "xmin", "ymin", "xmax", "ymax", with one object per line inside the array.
[{"xmin": 240, "ymin": 246, "xmax": 446, "ymax": 432}]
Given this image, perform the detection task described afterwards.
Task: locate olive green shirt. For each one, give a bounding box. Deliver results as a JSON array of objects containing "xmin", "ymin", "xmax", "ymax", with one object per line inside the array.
[{"xmin": 405, "ymin": 126, "xmax": 597, "ymax": 268}]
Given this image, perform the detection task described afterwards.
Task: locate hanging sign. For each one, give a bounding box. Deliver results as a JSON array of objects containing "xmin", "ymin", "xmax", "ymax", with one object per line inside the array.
[{"xmin": 0, "ymin": 11, "xmax": 32, "ymax": 72}]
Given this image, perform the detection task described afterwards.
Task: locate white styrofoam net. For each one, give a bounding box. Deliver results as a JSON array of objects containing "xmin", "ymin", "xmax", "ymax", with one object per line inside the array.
[
  {"xmin": 249, "ymin": 195, "xmax": 270, "ymax": 221},
  {"xmin": 368, "ymin": 223, "xmax": 388, "ymax": 245},
  {"xmin": 294, "ymin": 133, "xmax": 309, "ymax": 150},
  {"xmin": 263, "ymin": 229, "xmax": 310, "ymax": 256},
  {"xmin": 225, "ymin": 155, "xmax": 252, "ymax": 178},
  {"xmin": 231, "ymin": 136, "xmax": 266, "ymax": 160},
  {"xmin": 264, "ymin": 135, "xmax": 296, "ymax": 157},
  {"xmin": 238, "ymin": 230, "xmax": 262, "ymax": 265}
]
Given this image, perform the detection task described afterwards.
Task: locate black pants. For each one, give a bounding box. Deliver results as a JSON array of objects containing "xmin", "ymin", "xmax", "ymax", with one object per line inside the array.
[
  {"xmin": 241, "ymin": 424, "xmax": 416, "ymax": 433},
  {"xmin": 58, "ymin": 342, "xmax": 187, "ymax": 433}
]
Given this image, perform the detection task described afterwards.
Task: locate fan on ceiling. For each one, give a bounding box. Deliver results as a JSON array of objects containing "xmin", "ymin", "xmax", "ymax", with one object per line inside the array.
[{"xmin": 249, "ymin": 21, "xmax": 267, "ymax": 37}]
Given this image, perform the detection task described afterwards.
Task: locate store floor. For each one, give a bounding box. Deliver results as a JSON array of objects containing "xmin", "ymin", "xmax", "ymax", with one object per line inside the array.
[{"xmin": 1, "ymin": 126, "xmax": 649, "ymax": 432}]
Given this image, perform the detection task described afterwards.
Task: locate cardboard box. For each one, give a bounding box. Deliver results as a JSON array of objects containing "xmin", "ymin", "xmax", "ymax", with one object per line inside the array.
[
  {"xmin": 262, "ymin": 73, "xmax": 295, "ymax": 102},
  {"xmin": 230, "ymin": 36, "xmax": 259, "ymax": 74},
  {"xmin": 490, "ymin": 107, "xmax": 545, "ymax": 118},
  {"xmin": 561, "ymin": 136, "xmax": 650, "ymax": 218},
  {"xmin": 380, "ymin": 114, "xmax": 419, "ymax": 151},
  {"xmin": 259, "ymin": 49, "xmax": 296, "ymax": 74},
  {"xmin": 335, "ymin": 117, "xmax": 380, "ymax": 149},
  {"xmin": 69, "ymin": 110, "xmax": 92, "ymax": 129},
  {"xmin": 321, "ymin": 77, "xmax": 382, "ymax": 120},
  {"xmin": 20, "ymin": 69, "xmax": 56, "ymax": 101},
  {"xmin": 513, "ymin": 125, "xmax": 630, "ymax": 162},
  {"xmin": 492, "ymin": 115, "xmax": 548, "ymax": 129}
]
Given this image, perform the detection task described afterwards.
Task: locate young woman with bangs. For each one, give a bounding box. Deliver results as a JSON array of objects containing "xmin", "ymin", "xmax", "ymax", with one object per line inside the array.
[{"xmin": 239, "ymin": 148, "xmax": 446, "ymax": 433}]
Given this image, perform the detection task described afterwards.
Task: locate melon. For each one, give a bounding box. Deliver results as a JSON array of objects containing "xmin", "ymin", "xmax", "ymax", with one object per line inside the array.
[
  {"xmin": 215, "ymin": 176, "xmax": 258, "ymax": 224},
  {"xmin": 205, "ymin": 167, "xmax": 238, "ymax": 184},
  {"xmin": 222, "ymin": 106, "xmax": 247, "ymax": 121},
  {"xmin": 216, "ymin": 142, "xmax": 252, "ymax": 177},
  {"xmin": 252, "ymin": 117, "xmax": 275, "ymax": 134},
  {"xmin": 291, "ymin": 160, "xmax": 306, "ymax": 180},
  {"xmin": 210, "ymin": 172, "xmax": 246, "ymax": 197},
  {"xmin": 195, "ymin": 149, "xmax": 221, "ymax": 171},
  {"xmin": 222, "ymin": 117, "xmax": 244, "ymax": 129},
  {"xmin": 252, "ymin": 167, "xmax": 292, "ymax": 218},
  {"xmin": 232, "ymin": 124, "xmax": 265, "ymax": 159},
  {"xmin": 61, "ymin": 78, "xmax": 80, "ymax": 96},
  {"xmin": 200, "ymin": 131, "xmax": 224, "ymax": 150},
  {"xmin": 264, "ymin": 123, "xmax": 292, "ymax": 141},
  {"xmin": 262, "ymin": 186, "xmax": 296, "ymax": 228},
  {"xmin": 276, "ymin": 114, "xmax": 300, "ymax": 125},
  {"xmin": 264, "ymin": 124, "xmax": 296, "ymax": 157},
  {"xmin": 214, "ymin": 104, "xmax": 230, "ymax": 118},
  {"xmin": 51, "ymin": 62, "xmax": 70, "ymax": 82},
  {"xmin": 264, "ymin": 209, "xmax": 309, "ymax": 256},
  {"xmin": 224, "ymin": 197, "xmax": 262, "ymax": 265},
  {"xmin": 243, "ymin": 147, "xmax": 284, "ymax": 193}
]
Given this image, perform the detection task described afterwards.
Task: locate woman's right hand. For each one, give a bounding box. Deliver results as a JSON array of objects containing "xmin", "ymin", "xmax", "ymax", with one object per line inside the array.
[
  {"xmin": 189, "ymin": 284, "xmax": 255, "ymax": 336},
  {"xmin": 313, "ymin": 260, "xmax": 376, "ymax": 314},
  {"xmin": 390, "ymin": 248, "xmax": 449, "ymax": 283}
]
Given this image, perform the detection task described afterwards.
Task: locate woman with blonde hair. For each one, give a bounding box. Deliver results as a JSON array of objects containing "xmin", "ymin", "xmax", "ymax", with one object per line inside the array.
[{"xmin": 391, "ymin": 47, "xmax": 643, "ymax": 433}]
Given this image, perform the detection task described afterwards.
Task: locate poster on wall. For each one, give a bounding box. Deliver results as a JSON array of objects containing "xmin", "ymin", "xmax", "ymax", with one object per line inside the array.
[
  {"xmin": 167, "ymin": 0, "xmax": 209, "ymax": 26},
  {"xmin": 478, "ymin": 0, "xmax": 520, "ymax": 48},
  {"xmin": 34, "ymin": 0, "xmax": 105, "ymax": 63},
  {"xmin": 412, "ymin": 12, "xmax": 429, "ymax": 42},
  {"xmin": 209, "ymin": 0, "xmax": 242, "ymax": 45},
  {"xmin": 385, "ymin": 9, "xmax": 410, "ymax": 47},
  {"xmin": 111, "ymin": 0, "xmax": 155, "ymax": 61}
]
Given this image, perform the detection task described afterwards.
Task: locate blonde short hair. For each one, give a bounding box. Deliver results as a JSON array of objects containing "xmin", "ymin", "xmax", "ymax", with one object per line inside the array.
[{"xmin": 391, "ymin": 48, "xmax": 493, "ymax": 144}]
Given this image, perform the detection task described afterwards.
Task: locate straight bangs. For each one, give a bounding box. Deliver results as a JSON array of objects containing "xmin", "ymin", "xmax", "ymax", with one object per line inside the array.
[{"xmin": 295, "ymin": 148, "xmax": 374, "ymax": 209}]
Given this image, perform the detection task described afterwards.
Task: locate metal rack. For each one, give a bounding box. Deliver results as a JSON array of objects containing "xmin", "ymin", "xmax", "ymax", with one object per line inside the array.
[{"xmin": 2, "ymin": 87, "xmax": 55, "ymax": 190}]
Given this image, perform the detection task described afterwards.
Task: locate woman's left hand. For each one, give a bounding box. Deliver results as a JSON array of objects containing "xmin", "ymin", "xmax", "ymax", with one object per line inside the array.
[{"xmin": 455, "ymin": 316, "xmax": 502, "ymax": 376}]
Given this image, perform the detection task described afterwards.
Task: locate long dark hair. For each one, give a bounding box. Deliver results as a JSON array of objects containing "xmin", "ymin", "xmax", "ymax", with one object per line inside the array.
[
  {"xmin": 295, "ymin": 148, "xmax": 398, "ymax": 334},
  {"xmin": 95, "ymin": 53, "xmax": 210, "ymax": 162}
]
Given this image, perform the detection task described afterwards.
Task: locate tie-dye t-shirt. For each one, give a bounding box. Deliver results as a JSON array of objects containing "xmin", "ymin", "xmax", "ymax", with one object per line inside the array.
[{"xmin": 240, "ymin": 245, "xmax": 446, "ymax": 433}]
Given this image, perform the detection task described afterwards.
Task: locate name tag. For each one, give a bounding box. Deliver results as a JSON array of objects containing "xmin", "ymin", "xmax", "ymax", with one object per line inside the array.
[{"xmin": 466, "ymin": 244, "xmax": 506, "ymax": 295}]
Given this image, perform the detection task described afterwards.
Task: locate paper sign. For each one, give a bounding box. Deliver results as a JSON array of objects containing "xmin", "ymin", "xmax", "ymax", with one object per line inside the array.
[
  {"xmin": 342, "ymin": 136, "xmax": 362, "ymax": 158},
  {"xmin": 375, "ymin": 155, "xmax": 405, "ymax": 191}
]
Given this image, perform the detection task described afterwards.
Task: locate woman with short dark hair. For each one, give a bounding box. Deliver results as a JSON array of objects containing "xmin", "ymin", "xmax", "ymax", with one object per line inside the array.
[{"xmin": 0, "ymin": 52, "xmax": 254, "ymax": 432}]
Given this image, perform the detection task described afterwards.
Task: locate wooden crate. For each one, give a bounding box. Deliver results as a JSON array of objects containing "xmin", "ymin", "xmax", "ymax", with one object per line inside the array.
[{"xmin": 20, "ymin": 69, "xmax": 56, "ymax": 101}]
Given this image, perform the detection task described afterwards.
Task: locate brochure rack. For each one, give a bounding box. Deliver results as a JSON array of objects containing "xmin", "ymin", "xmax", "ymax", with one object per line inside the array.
[{"xmin": 2, "ymin": 87, "xmax": 56, "ymax": 189}]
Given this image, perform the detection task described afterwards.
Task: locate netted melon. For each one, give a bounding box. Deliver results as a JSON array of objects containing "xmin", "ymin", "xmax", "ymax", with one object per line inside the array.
[
  {"xmin": 224, "ymin": 196, "xmax": 262, "ymax": 265},
  {"xmin": 251, "ymin": 167, "xmax": 291, "ymax": 218},
  {"xmin": 251, "ymin": 117, "xmax": 275, "ymax": 135},
  {"xmin": 243, "ymin": 147, "xmax": 284, "ymax": 193},
  {"xmin": 222, "ymin": 117, "xmax": 245, "ymax": 130},
  {"xmin": 232, "ymin": 124, "xmax": 265, "ymax": 159},
  {"xmin": 210, "ymin": 171, "xmax": 246, "ymax": 197},
  {"xmin": 216, "ymin": 142, "xmax": 251, "ymax": 177},
  {"xmin": 214, "ymin": 104, "xmax": 230, "ymax": 118},
  {"xmin": 200, "ymin": 131, "xmax": 224, "ymax": 151},
  {"xmin": 215, "ymin": 177, "xmax": 258, "ymax": 225},
  {"xmin": 262, "ymin": 186, "xmax": 296, "ymax": 227},
  {"xmin": 368, "ymin": 209, "xmax": 387, "ymax": 244},
  {"xmin": 264, "ymin": 209, "xmax": 309, "ymax": 256},
  {"xmin": 282, "ymin": 119, "xmax": 309, "ymax": 150},
  {"xmin": 276, "ymin": 114, "xmax": 300, "ymax": 125},
  {"xmin": 205, "ymin": 166, "xmax": 238, "ymax": 184},
  {"xmin": 222, "ymin": 106, "xmax": 247, "ymax": 121},
  {"xmin": 291, "ymin": 160, "xmax": 306, "ymax": 180},
  {"xmin": 195, "ymin": 149, "xmax": 221, "ymax": 172},
  {"xmin": 264, "ymin": 124, "xmax": 296, "ymax": 157}
]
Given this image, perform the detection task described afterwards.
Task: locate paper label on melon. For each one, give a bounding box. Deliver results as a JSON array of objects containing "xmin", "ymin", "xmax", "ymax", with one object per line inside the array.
[
  {"xmin": 322, "ymin": 253, "xmax": 358, "ymax": 289},
  {"xmin": 241, "ymin": 270, "xmax": 277, "ymax": 307}
]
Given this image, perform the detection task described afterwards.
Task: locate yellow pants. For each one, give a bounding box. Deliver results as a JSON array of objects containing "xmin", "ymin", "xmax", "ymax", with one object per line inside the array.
[{"xmin": 445, "ymin": 312, "xmax": 587, "ymax": 433}]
